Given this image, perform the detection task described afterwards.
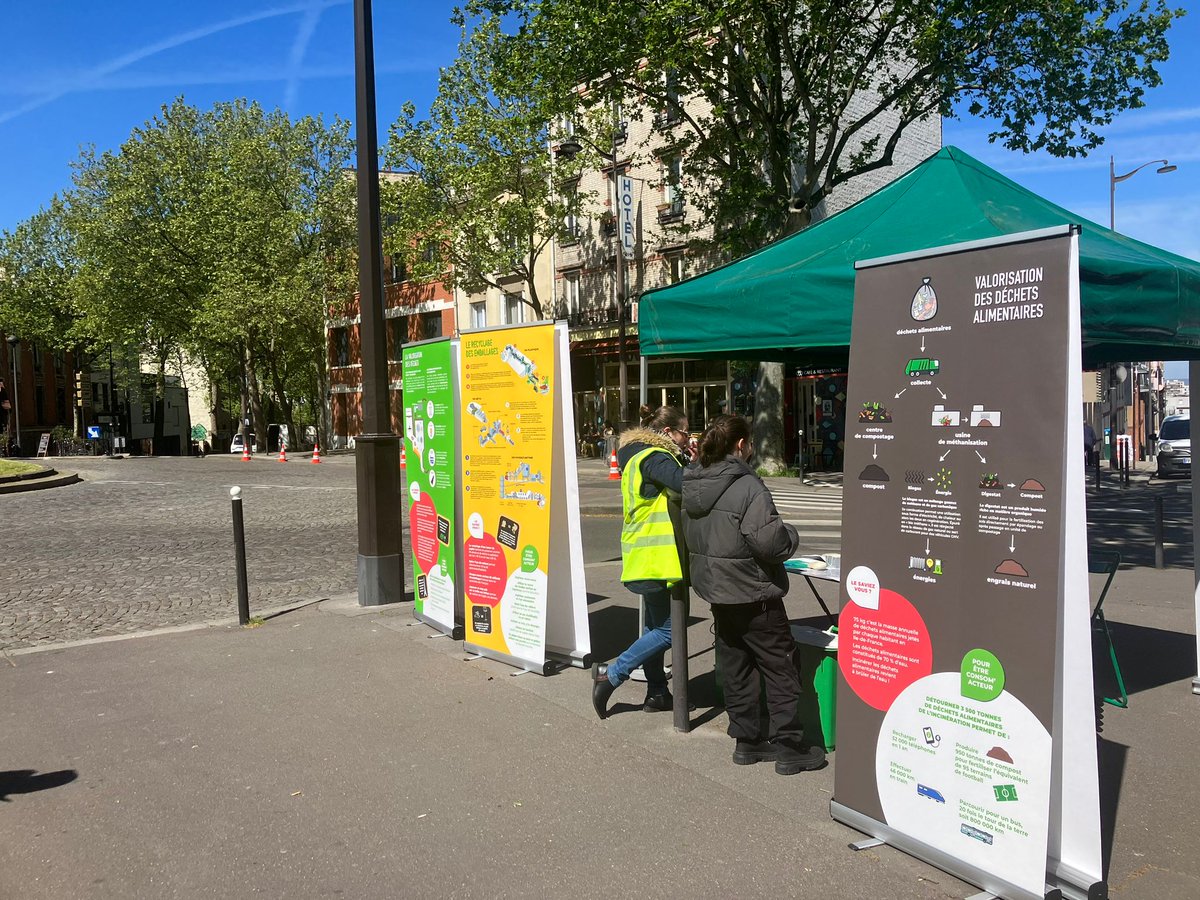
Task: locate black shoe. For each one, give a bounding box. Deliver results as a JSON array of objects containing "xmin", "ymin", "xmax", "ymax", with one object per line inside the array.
[
  {"xmin": 644, "ymin": 691, "xmax": 697, "ymax": 713},
  {"xmin": 592, "ymin": 663, "xmax": 616, "ymax": 720},
  {"xmin": 643, "ymin": 690, "xmax": 673, "ymax": 712},
  {"xmin": 732, "ymin": 739, "xmax": 781, "ymax": 766},
  {"xmin": 773, "ymin": 738, "xmax": 826, "ymax": 775}
]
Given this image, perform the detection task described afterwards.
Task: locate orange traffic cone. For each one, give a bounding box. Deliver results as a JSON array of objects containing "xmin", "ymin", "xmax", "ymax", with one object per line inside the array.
[
  {"xmin": 241, "ymin": 443, "xmax": 251, "ymax": 462},
  {"xmin": 400, "ymin": 444, "xmax": 407, "ymax": 469},
  {"xmin": 608, "ymin": 450, "xmax": 621, "ymax": 480},
  {"xmin": 278, "ymin": 443, "xmax": 288, "ymax": 463},
  {"xmin": 311, "ymin": 444, "xmax": 321, "ymax": 464}
]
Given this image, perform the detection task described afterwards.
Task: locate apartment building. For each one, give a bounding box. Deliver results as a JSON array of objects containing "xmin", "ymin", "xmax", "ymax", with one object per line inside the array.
[{"xmin": 550, "ymin": 83, "xmax": 940, "ymax": 462}]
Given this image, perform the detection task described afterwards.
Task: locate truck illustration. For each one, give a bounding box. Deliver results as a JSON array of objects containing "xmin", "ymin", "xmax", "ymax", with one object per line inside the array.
[{"xmin": 905, "ymin": 357, "xmax": 940, "ymax": 377}]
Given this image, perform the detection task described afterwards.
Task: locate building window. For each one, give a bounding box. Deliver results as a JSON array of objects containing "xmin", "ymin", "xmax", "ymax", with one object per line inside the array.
[
  {"xmin": 388, "ymin": 316, "xmax": 405, "ymax": 360},
  {"xmin": 420, "ymin": 311, "xmax": 442, "ymax": 339},
  {"xmin": 334, "ymin": 327, "xmax": 350, "ymax": 367},
  {"xmin": 562, "ymin": 180, "xmax": 580, "ymax": 244},
  {"xmin": 471, "ymin": 301, "xmax": 487, "ymax": 329},
  {"xmin": 32, "ymin": 344, "xmax": 43, "ymax": 375},
  {"xmin": 421, "ymin": 242, "xmax": 437, "ymax": 264},
  {"xmin": 504, "ymin": 292, "xmax": 524, "ymax": 325},
  {"xmin": 667, "ymin": 253, "xmax": 685, "ymax": 284},
  {"xmin": 564, "ymin": 272, "xmax": 581, "ymax": 314},
  {"xmin": 56, "ymin": 388, "xmax": 67, "ymax": 423},
  {"xmin": 53, "ymin": 352, "xmax": 64, "ymax": 375},
  {"xmin": 35, "ymin": 385, "xmax": 45, "ymax": 423},
  {"xmin": 387, "ymin": 254, "xmax": 407, "ymax": 284},
  {"xmin": 664, "ymin": 156, "xmax": 683, "ymax": 208}
]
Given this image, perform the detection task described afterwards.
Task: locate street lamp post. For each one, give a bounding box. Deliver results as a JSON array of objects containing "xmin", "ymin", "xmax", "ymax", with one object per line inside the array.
[
  {"xmin": 6, "ymin": 335, "xmax": 19, "ymax": 455},
  {"xmin": 1109, "ymin": 155, "xmax": 1176, "ymax": 231},
  {"xmin": 352, "ymin": 0, "xmax": 404, "ymax": 606}
]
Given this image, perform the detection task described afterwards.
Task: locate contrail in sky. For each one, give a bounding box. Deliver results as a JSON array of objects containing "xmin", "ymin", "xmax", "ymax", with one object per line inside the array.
[{"xmin": 0, "ymin": 0, "xmax": 348, "ymax": 126}]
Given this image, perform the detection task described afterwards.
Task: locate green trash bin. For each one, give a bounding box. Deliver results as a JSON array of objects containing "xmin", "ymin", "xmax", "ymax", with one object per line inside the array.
[{"xmin": 791, "ymin": 625, "xmax": 838, "ymax": 752}]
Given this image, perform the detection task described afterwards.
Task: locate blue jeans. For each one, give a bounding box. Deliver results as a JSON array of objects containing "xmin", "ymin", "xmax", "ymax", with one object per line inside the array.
[{"xmin": 607, "ymin": 589, "xmax": 672, "ymax": 691}]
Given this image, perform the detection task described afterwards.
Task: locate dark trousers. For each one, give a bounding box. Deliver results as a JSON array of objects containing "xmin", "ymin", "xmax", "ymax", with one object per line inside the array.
[{"xmin": 712, "ymin": 598, "xmax": 802, "ymax": 742}]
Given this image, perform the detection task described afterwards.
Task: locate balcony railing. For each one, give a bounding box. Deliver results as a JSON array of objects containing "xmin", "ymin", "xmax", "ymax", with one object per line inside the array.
[{"xmin": 657, "ymin": 199, "xmax": 685, "ymax": 224}]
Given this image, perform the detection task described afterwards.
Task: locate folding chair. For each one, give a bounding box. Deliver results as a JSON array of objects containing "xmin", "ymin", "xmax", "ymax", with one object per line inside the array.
[{"xmin": 1088, "ymin": 549, "xmax": 1128, "ymax": 708}]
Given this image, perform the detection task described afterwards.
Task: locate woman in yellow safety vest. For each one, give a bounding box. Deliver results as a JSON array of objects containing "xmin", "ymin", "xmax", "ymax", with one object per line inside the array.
[{"xmin": 591, "ymin": 405, "xmax": 691, "ymax": 719}]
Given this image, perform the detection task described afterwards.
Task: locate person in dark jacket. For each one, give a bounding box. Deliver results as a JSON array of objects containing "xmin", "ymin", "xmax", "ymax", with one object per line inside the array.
[
  {"xmin": 591, "ymin": 405, "xmax": 691, "ymax": 719},
  {"xmin": 683, "ymin": 414, "xmax": 825, "ymax": 774}
]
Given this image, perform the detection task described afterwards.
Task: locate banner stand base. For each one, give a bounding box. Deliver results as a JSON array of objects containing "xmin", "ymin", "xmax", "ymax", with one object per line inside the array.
[
  {"xmin": 1047, "ymin": 861, "xmax": 1108, "ymax": 900},
  {"xmin": 1191, "ymin": 676, "xmax": 1200, "ymax": 696},
  {"xmin": 546, "ymin": 644, "xmax": 592, "ymax": 670},
  {"xmin": 463, "ymin": 642, "xmax": 557, "ymax": 676},
  {"xmin": 414, "ymin": 610, "xmax": 463, "ymax": 641},
  {"xmin": 849, "ymin": 838, "xmax": 885, "ymax": 851},
  {"xmin": 831, "ymin": 801, "xmax": 1059, "ymax": 900}
]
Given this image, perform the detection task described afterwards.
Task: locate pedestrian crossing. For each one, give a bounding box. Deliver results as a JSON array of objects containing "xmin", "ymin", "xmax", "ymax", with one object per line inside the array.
[{"xmin": 764, "ymin": 484, "xmax": 844, "ymax": 548}]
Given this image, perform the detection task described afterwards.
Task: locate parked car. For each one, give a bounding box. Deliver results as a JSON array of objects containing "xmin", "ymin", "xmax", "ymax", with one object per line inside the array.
[
  {"xmin": 229, "ymin": 432, "xmax": 256, "ymax": 455},
  {"xmin": 1156, "ymin": 414, "xmax": 1190, "ymax": 477}
]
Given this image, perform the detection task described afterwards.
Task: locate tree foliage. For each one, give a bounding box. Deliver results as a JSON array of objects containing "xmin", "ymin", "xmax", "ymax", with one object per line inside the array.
[
  {"xmin": 469, "ymin": 0, "xmax": 1182, "ymax": 254},
  {"xmin": 59, "ymin": 98, "xmax": 353, "ymax": 447},
  {"xmin": 0, "ymin": 198, "xmax": 82, "ymax": 350},
  {"xmin": 382, "ymin": 13, "xmax": 585, "ymax": 317}
]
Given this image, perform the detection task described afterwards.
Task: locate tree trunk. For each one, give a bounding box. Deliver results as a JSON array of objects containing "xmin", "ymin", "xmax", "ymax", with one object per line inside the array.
[
  {"xmin": 245, "ymin": 345, "xmax": 267, "ymax": 452},
  {"xmin": 267, "ymin": 356, "xmax": 300, "ymax": 451},
  {"xmin": 315, "ymin": 360, "xmax": 332, "ymax": 451},
  {"xmin": 752, "ymin": 361, "xmax": 787, "ymax": 474},
  {"xmin": 153, "ymin": 352, "xmax": 167, "ymax": 455}
]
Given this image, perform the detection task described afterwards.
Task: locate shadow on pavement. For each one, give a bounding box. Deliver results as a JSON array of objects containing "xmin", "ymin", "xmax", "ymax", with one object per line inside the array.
[
  {"xmin": 1104, "ymin": 620, "xmax": 1196, "ymax": 696},
  {"xmin": 0, "ymin": 769, "xmax": 78, "ymax": 802},
  {"xmin": 1097, "ymin": 738, "xmax": 1130, "ymax": 880}
]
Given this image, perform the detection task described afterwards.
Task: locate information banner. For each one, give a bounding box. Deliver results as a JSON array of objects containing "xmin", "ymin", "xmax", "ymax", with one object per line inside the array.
[
  {"xmin": 402, "ymin": 338, "xmax": 460, "ymax": 637},
  {"xmin": 459, "ymin": 323, "xmax": 556, "ymax": 670},
  {"xmin": 833, "ymin": 229, "xmax": 1076, "ymax": 900}
]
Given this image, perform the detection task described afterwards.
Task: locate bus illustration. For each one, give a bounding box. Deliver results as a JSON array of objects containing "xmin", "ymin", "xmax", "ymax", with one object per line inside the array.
[{"xmin": 905, "ymin": 357, "xmax": 940, "ymax": 377}]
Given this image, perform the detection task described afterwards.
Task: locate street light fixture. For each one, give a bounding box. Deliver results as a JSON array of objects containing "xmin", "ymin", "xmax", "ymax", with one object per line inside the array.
[
  {"xmin": 6, "ymin": 334, "xmax": 20, "ymax": 455},
  {"xmin": 1109, "ymin": 156, "xmax": 1176, "ymax": 231}
]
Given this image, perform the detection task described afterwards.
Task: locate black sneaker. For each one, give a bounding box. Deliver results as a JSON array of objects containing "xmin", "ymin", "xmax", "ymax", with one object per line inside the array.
[
  {"xmin": 773, "ymin": 738, "xmax": 826, "ymax": 775},
  {"xmin": 733, "ymin": 739, "xmax": 780, "ymax": 766},
  {"xmin": 591, "ymin": 663, "xmax": 616, "ymax": 720}
]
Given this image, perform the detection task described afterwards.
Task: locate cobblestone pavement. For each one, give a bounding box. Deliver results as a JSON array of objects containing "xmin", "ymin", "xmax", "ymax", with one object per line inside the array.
[{"xmin": 0, "ymin": 453, "xmax": 407, "ymax": 650}]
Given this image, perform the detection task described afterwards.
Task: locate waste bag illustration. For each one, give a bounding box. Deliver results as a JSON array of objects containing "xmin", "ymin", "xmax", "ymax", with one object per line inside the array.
[{"xmin": 910, "ymin": 277, "xmax": 937, "ymax": 321}]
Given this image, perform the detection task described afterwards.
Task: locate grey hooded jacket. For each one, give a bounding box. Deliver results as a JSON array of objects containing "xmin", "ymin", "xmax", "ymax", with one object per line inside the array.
[{"xmin": 682, "ymin": 456, "xmax": 799, "ymax": 605}]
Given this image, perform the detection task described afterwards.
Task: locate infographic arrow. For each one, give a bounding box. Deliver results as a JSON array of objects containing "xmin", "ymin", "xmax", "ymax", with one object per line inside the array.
[
  {"xmin": 939, "ymin": 448, "xmax": 952, "ymax": 461},
  {"xmin": 925, "ymin": 537, "xmax": 931, "ymax": 554},
  {"xmin": 921, "ymin": 336, "xmax": 926, "ymax": 353},
  {"xmin": 1009, "ymin": 534, "xmax": 1016, "ymax": 552},
  {"xmin": 975, "ymin": 450, "xmax": 987, "ymax": 463},
  {"xmin": 894, "ymin": 388, "xmax": 907, "ymax": 399},
  {"xmin": 936, "ymin": 387, "xmax": 947, "ymax": 400},
  {"xmin": 873, "ymin": 443, "xmax": 878, "ymax": 460}
]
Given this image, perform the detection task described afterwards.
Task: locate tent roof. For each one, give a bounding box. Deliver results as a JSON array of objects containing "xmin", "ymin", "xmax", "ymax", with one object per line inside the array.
[{"xmin": 638, "ymin": 146, "xmax": 1200, "ymax": 368}]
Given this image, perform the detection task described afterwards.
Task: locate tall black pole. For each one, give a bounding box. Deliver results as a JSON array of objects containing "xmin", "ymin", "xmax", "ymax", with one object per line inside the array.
[{"xmin": 353, "ymin": 0, "xmax": 404, "ymax": 605}]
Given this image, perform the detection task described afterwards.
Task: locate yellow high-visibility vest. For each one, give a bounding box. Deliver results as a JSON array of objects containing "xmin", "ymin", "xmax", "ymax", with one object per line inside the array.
[{"xmin": 620, "ymin": 446, "xmax": 683, "ymax": 584}]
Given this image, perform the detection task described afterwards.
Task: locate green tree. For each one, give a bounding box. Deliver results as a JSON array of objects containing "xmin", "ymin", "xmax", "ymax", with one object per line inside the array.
[
  {"xmin": 382, "ymin": 14, "xmax": 585, "ymax": 319},
  {"xmin": 66, "ymin": 98, "xmax": 354, "ymax": 452},
  {"xmin": 468, "ymin": 0, "xmax": 1181, "ymax": 470},
  {"xmin": 0, "ymin": 198, "xmax": 83, "ymax": 352}
]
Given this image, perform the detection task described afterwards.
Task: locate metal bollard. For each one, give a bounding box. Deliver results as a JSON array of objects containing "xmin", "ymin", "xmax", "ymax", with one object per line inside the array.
[
  {"xmin": 670, "ymin": 582, "xmax": 690, "ymax": 733},
  {"xmin": 1155, "ymin": 495, "xmax": 1165, "ymax": 569},
  {"xmin": 230, "ymin": 486, "xmax": 250, "ymax": 626}
]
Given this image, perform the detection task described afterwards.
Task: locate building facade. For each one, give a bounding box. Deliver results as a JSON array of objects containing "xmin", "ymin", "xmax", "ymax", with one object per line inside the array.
[{"xmin": 549, "ymin": 88, "xmax": 942, "ymax": 463}]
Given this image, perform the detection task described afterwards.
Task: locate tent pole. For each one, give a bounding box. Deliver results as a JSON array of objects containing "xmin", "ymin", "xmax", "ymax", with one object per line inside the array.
[{"xmin": 1192, "ymin": 360, "xmax": 1200, "ymax": 695}]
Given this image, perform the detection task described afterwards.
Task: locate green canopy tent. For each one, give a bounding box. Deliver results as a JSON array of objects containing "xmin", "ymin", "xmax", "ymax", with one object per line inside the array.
[{"xmin": 638, "ymin": 146, "xmax": 1200, "ymax": 369}]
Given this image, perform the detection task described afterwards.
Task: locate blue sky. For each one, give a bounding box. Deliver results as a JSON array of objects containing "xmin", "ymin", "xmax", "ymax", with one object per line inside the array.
[{"xmin": 1, "ymin": 2, "xmax": 1197, "ymax": 371}]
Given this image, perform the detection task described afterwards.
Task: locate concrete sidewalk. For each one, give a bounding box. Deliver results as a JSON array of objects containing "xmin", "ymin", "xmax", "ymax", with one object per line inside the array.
[{"xmin": 3, "ymin": 546, "xmax": 1199, "ymax": 898}]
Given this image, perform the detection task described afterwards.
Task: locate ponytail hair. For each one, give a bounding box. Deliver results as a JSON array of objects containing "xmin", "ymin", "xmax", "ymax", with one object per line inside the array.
[
  {"xmin": 640, "ymin": 404, "xmax": 687, "ymax": 432},
  {"xmin": 698, "ymin": 414, "xmax": 750, "ymax": 467}
]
